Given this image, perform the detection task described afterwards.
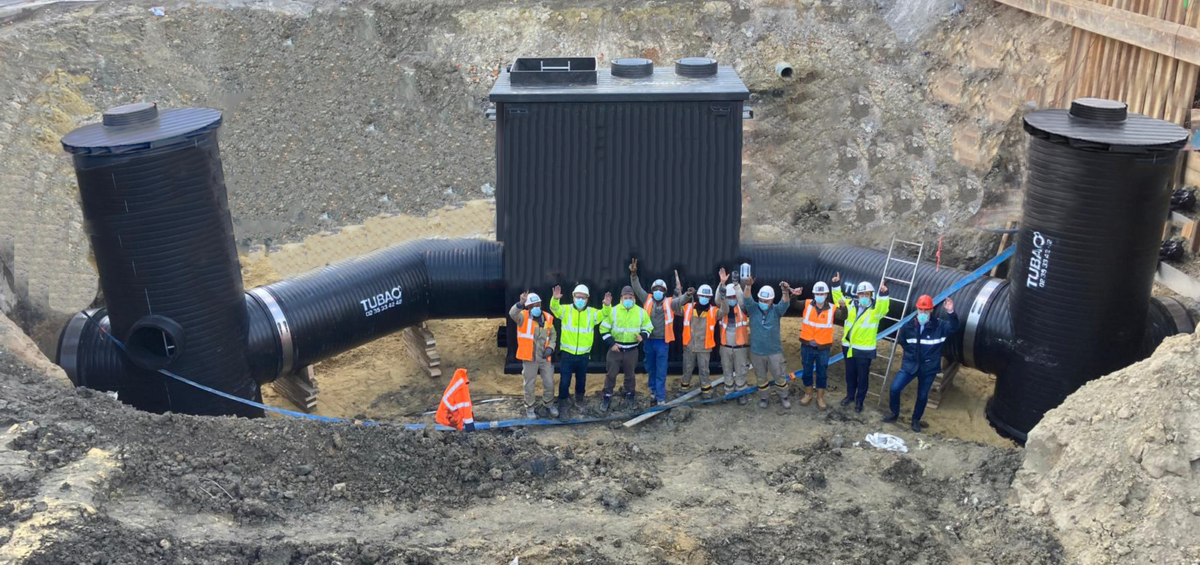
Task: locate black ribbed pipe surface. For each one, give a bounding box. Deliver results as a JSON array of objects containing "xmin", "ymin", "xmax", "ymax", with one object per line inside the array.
[
  {"xmin": 988, "ymin": 132, "xmax": 1183, "ymax": 438},
  {"xmin": 69, "ymin": 120, "xmax": 259, "ymax": 417},
  {"xmin": 257, "ymin": 238, "xmax": 503, "ymax": 371}
]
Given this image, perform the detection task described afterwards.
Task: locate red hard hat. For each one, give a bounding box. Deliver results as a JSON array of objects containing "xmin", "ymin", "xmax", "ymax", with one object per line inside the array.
[{"xmin": 916, "ymin": 295, "xmax": 934, "ymax": 310}]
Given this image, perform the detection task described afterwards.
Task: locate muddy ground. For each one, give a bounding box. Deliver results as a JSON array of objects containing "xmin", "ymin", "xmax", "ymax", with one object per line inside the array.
[{"xmin": 0, "ymin": 311, "xmax": 1063, "ymax": 564}]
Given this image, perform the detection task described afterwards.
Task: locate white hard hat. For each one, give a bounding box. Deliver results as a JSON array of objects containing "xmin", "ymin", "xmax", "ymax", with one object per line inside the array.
[
  {"xmin": 856, "ymin": 281, "xmax": 875, "ymax": 294},
  {"xmin": 725, "ymin": 284, "xmax": 738, "ymax": 297},
  {"xmin": 697, "ymin": 284, "xmax": 713, "ymax": 297},
  {"xmin": 525, "ymin": 293, "xmax": 541, "ymax": 306},
  {"xmin": 572, "ymin": 284, "xmax": 590, "ymax": 297},
  {"xmin": 757, "ymin": 286, "xmax": 775, "ymax": 301},
  {"xmin": 813, "ymin": 281, "xmax": 830, "ymax": 294},
  {"xmin": 651, "ymin": 279, "xmax": 668, "ymax": 290}
]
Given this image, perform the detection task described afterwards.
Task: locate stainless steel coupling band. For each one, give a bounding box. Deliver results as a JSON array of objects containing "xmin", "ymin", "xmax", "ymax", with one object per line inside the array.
[
  {"xmin": 249, "ymin": 287, "xmax": 294, "ymax": 378},
  {"xmin": 963, "ymin": 279, "xmax": 1002, "ymax": 369}
]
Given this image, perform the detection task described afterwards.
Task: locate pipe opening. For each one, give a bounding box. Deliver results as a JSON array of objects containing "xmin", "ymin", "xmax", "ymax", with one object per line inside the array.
[
  {"xmin": 775, "ymin": 62, "xmax": 794, "ymax": 79},
  {"xmin": 126, "ymin": 316, "xmax": 183, "ymax": 371}
]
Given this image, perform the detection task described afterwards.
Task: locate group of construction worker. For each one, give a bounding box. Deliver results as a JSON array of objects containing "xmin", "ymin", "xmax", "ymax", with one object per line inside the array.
[{"xmin": 504, "ymin": 261, "xmax": 958, "ymax": 433}]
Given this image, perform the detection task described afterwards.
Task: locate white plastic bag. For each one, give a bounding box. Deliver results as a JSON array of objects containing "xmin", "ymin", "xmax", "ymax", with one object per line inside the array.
[{"xmin": 865, "ymin": 432, "xmax": 909, "ymax": 453}]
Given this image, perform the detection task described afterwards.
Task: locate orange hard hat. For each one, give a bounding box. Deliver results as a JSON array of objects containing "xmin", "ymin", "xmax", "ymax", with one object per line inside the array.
[{"xmin": 916, "ymin": 295, "xmax": 934, "ymax": 310}]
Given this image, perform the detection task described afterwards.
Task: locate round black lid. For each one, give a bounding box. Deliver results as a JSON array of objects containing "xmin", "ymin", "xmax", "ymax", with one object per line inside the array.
[
  {"xmin": 62, "ymin": 103, "xmax": 223, "ymax": 155},
  {"xmin": 675, "ymin": 57, "xmax": 718, "ymax": 78},
  {"xmin": 611, "ymin": 58, "xmax": 654, "ymax": 78},
  {"xmin": 1023, "ymin": 97, "xmax": 1189, "ymax": 153}
]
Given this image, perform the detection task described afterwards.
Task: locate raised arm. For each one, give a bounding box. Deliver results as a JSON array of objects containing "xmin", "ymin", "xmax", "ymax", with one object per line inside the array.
[
  {"xmin": 630, "ymin": 259, "xmax": 648, "ymax": 302},
  {"xmin": 942, "ymin": 298, "xmax": 959, "ymax": 334},
  {"xmin": 549, "ymin": 285, "xmax": 565, "ymax": 317}
]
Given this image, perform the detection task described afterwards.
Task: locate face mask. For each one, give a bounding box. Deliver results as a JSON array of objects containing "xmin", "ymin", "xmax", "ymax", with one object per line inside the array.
[
  {"xmin": 653, "ymin": 290, "xmax": 664, "ymax": 301},
  {"xmin": 859, "ymin": 297, "xmax": 871, "ymax": 308},
  {"xmin": 728, "ymin": 299, "xmax": 738, "ymax": 307},
  {"xmin": 917, "ymin": 313, "xmax": 930, "ymax": 324},
  {"xmin": 814, "ymin": 294, "xmax": 826, "ymax": 305},
  {"xmin": 758, "ymin": 301, "xmax": 770, "ymax": 312},
  {"xmin": 622, "ymin": 299, "xmax": 634, "ymax": 309},
  {"xmin": 530, "ymin": 307, "xmax": 542, "ymax": 317},
  {"xmin": 574, "ymin": 298, "xmax": 587, "ymax": 309},
  {"xmin": 699, "ymin": 297, "xmax": 710, "ymax": 306}
]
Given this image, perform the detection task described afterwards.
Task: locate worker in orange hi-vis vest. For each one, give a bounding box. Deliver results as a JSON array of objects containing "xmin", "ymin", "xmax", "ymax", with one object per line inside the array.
[{"xmin": 436, "ymin": 368, "xmax": 475, "ymax": 431}]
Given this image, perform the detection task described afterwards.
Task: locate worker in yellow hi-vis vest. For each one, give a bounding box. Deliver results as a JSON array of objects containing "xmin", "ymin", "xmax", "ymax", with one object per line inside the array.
[{"xmin": 830, "ymin": 272, "xmax": 890, "ymax": 413}]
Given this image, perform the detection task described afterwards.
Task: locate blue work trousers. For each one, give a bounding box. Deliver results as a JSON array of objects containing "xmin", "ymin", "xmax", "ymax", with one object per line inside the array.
[
  {"xmin": 644, "ymin": 338, "xmax": 669, "ymax": 402},
  {"xmin": 889, "ymin": 369, "xmax": 938, "ymax": 423},
  {"xmin": 558, "ymin": 352, "xmax": 589, "ymax": 400},
  {"xmin": 800, "ymin": 345, "xmax": 830, "ymax": 389},
  {"xmin": 844, "ymin": 354, "xmax": 874, "ymax": 406}
]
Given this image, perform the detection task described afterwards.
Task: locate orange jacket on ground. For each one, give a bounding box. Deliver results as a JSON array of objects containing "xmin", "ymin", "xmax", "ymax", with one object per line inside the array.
[{"xmin": 436, "ymin": 368, "xmax": 474, "ymax": 430}]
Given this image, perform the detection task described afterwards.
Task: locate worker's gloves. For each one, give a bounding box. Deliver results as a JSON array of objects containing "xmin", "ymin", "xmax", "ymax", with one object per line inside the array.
[{"xmin": 464, "ymin": 422, "xmax": 476, "ymax": 432}]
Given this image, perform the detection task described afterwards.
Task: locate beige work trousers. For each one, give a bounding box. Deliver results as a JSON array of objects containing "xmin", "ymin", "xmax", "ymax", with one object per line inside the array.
[
  {"xmin": 751, "ymin": 352, "xmax": 789, "ymax": 400},
  {"xmin": 719, "ymin": 346, "xmax": 749, "ymax": 393},
  {"xmin": 522, "ymin": 359, "xmax": 555, "ymax": 408}
]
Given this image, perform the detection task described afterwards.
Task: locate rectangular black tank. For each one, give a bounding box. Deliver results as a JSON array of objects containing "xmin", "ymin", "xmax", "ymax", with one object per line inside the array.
[{"xmin": 489, "ymin": 56, "xmax": 750, "ymax": 373}]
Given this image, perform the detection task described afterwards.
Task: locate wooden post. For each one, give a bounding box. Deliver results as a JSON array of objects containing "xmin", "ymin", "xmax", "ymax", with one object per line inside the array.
[
  {"xmin": 990, "ymin": 220, "xmax": 1018, "ymax": 278},
  {"xmin": 401, "ymin": 322, "xmax": 442, "ymax": 378},
  {"xmin": 272, "ymin": 366, "xmax": 319, "ymax": 413}
]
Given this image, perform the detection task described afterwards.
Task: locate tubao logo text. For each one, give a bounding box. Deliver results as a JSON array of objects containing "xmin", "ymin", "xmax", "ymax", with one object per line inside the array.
[
  {"xmin": 1025, "ymin": 231, "xmax": 1053, "ymax": 289},
  {"xmin": 361, "ymin": 286, "xmax": 403, "ymax": 317}
]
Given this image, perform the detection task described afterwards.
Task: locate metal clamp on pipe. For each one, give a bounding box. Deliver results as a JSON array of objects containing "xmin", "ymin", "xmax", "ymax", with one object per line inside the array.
[
  {"xmin": 963, "ymin": 279, "xmax": 1002, "ymax": 368},
  {"xmin": 249, "ymin": 287, "xmax": 295, "ymax": 379}
]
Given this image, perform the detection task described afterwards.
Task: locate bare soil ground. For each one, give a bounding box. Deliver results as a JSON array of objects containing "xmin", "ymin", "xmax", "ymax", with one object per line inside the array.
[{"xmin": 0, "ymin": 310, "xmax": 1063, "ymax": 564}]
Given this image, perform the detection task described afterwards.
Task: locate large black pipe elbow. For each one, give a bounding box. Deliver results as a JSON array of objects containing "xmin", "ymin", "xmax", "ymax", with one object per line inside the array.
[{"xmin": 59, "ymin": 238, "xmax": 504, "ymax": 394}]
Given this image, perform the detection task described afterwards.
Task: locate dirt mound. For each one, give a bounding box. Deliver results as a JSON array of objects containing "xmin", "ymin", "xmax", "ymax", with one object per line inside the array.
[{"xmin": 1014, "ymin": 331, "xmax": 1200, "ymax": 564}]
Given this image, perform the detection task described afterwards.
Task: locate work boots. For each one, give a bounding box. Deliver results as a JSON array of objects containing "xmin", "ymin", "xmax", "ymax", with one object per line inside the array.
[
  {"xmin": 548, "ymin": 403, "xmax": 560, "ymax": 418},
  {"xmin": 624, "ymin": 393, "xmax": 637, "ymax": 412},
  {"xmin": 800, "ymin": 386, "xmax": 814, "ymax": 406},
  {"xmin": 600, "ymin": 396, "xmax": 612, "ymax": 413},
  {"xmin": 574, "ymin": 393, "xmax": 585, "ymax": 411},
  {"xmin": 840, "ymin": 395, "xmax": 853, "ymax": 407},
  {"xmin": 816, "ymin": 389, "xmax": 827, "ymax": 410},
  {"xmin": 526, "ymin": 408, "xmax": 537, "ymax": 420}
]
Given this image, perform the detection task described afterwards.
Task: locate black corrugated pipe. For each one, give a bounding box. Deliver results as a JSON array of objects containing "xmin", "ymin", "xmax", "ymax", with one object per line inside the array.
[
  {"xmin": 986, "ymin": 98, "xmax": 1190, "ymax": 439},
  {"xmin": 58, "ymin": 238, "xmax": 504, "ymax": 391},
  {"xmin": 245, "ymin": 238, "xmax": 504, "ymax": 380},
  {"xmin": 61, "ymin": 103, "xmax": 260, "ymax": 417}
]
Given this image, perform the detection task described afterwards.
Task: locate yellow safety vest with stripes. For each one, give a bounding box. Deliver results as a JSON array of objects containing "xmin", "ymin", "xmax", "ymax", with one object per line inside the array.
[
  {"xmin": 600, "ymin": 304, "xmax": 654, "ymax": 346},
  {"xmin": 549, "ymin": 299, "xmax": 611, "ymax": 355},
  {"xmin": 832, "ymin": 287, "xmax": 891, "ymax": 357}
]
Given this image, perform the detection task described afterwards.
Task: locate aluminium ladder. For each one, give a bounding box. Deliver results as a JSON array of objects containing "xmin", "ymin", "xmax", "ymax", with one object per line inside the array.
[{"xmin": 866, "ymin": 237, "xmax": 924, "ymax": 407}]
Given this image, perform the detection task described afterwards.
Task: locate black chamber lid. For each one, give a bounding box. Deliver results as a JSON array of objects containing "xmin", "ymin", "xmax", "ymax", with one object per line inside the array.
[
  {"xmin": 611, "ymin": 58, "xmax": 653, "ymax": 78},
  {"xmin": 675, "ymin": 57, "xmax": 718, "ymax": 78},
  {"xmin": 1023, "ymin": 97, "xmax": 1189, "ymax": 153},
  {"xmin": 62, "ymin": 103, "xmax": 223, "ymax": 156}
]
